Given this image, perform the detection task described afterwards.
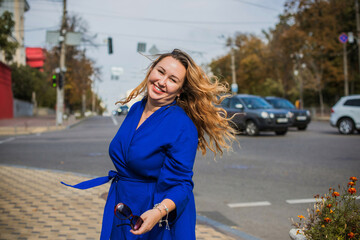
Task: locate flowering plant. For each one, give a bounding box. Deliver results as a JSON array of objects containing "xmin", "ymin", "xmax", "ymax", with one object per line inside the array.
[{"xmin": 291, "ymin": 177, "xmax": 359, "ymax": 239}]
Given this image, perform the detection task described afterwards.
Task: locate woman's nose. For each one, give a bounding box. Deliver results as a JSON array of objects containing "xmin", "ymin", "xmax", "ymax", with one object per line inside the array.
[{"xmin": 158, "ymin": 76, "xmax": 167, "ymax": 86}]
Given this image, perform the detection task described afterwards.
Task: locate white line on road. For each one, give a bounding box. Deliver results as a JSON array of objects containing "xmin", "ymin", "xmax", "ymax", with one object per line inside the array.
[
  {"xmin": 110, "ymin": 115, "xmax": 118, "ymax": 126},
  {"xmin": 227, "ymin": 196, "xmax": 360, "ymax": 208},
  {"xmin": 228, "ymin": 201, "xmax": 271, "ymax": 208},
  {"xmin": 0, "ymin": 137, "xmax": 15, "ymax": 144},
  {"xmin": 286, "ymin": 198, "xmax": 317, "ymax": 204}
]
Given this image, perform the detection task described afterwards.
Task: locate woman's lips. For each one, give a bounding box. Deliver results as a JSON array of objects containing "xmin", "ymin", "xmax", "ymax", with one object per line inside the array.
[{"xmin": 152, "ymin": 84, "xmax": 165, "ymax": 94}]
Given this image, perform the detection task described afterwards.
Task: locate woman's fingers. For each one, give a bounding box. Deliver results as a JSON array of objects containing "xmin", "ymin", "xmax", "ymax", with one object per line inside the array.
[{"xmin": 130, "ymin": 209, "xmax": 162, "ymax": 235}]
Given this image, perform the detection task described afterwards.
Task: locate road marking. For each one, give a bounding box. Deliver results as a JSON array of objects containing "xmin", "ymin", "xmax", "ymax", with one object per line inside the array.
[
  {"xmin": 0, "ymin": 137, "xmax": 15, "ymax": 144},
  {"xmin": 228, "ymin": 201, "xmax": 271, "ymax": 208},
  {"xmin": 286, "ymin": 198, "xmax": 317, "ymax": 204},
  {"xmin": 228, "ymin": 196, "xmax": 360, "ymax": 208},
  {"xmin": 110, "ymin": 115, "xmax": 118, "ymax": 126}
]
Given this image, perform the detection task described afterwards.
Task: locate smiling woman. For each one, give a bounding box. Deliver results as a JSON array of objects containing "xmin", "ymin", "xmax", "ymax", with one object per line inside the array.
[{"xmin": 62, "ymin": 49, "xmax": 236, "ymax": 240}]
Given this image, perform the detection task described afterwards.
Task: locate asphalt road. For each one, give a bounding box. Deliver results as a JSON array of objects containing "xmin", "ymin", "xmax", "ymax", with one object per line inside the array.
[{"xmin": 0, "ymin": 116, "xmax": 359, "ymax": 240}]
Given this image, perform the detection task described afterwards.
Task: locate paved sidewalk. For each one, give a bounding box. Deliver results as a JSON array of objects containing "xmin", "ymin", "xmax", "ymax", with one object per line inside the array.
[{"xmin": 0, "ymin": 165, "xmax": 236, "ymax": 240}]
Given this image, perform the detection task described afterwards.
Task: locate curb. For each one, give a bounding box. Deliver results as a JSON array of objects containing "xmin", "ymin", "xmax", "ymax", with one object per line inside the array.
[{"xmin": 197, "ymin": 215, "xmax": 262, "ymax": 240}]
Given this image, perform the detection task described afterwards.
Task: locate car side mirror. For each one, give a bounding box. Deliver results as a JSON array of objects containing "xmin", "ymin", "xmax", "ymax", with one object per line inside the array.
[{"xmin": 235, "ymin": 103, "xmax": 243, "ymax": 109}]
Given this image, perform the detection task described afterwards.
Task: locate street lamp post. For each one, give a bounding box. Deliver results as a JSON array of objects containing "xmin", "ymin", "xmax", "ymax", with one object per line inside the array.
[{"xmin": 230, "ymin": 46, "xmax": 238, "ymax": 94}]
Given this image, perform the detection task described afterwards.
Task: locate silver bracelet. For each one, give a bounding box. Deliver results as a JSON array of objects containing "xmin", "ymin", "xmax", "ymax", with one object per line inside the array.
[{"xmin": 153, "ymin": 203, "xmax": 170, "ymax": 230}]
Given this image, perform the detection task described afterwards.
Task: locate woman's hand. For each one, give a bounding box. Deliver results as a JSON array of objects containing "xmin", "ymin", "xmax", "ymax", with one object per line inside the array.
[{"xmin": 130, "ymin": 209, "xmax": 162, "ymax": 235}]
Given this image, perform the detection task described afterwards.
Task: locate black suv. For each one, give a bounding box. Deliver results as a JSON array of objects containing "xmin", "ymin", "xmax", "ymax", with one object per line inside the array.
[
  {"xmin": 221, "ymin": 94, "xmax": 292, "ymax": 136},
  {"xmin": 264, "ymin": 97, "xmax": 311, "ymax": 130}
]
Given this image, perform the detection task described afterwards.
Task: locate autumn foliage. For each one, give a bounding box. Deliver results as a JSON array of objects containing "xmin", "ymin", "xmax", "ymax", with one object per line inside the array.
[{"xmin": 210, "ymin": 0, "xmax": 359, "ymax": 110}]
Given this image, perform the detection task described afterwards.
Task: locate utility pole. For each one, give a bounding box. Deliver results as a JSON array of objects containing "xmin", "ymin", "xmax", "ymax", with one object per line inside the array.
[
  {"xmin": 343, "ymin": 42, "xmax": 349, "ymax": 96},
  {"xmin": 230, "ymin": 47, "xmax": 237, "ymax": 93},
  {"xmin": 56, "ymin": 0, "xmax": 67, "ymax": 125},
  {"xmin": 356, "ymin": 0, "xmax": 360, "ymax": 78}
]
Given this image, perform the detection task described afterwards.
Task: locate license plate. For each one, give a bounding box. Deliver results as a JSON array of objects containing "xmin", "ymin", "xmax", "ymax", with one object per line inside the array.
[
  {"xmin": 277, "ymin": 118, "xmax": 288, "ymax": 123},
  {"xmin": 296, "ymin": 116, "xmax": 307, "ymax": 121}
]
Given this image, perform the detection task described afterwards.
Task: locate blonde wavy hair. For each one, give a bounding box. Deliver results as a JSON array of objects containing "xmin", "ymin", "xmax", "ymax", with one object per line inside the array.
[{"xmin": 117, "ymin": 49, "xmax": 235, "ymax": 156}]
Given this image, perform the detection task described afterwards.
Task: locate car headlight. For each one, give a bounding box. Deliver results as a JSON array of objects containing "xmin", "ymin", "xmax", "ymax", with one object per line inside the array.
[
  {"xmin": 261, "ymin": 111, "xmax": 269, "ymax": 118},
  {"xmin": 306, "ymin": 110, "xmax": 311, "ymax": 116},
  {"xmin": 269, "ymin": 113, "xmax": 275, "ymax": 118},
  {"xmin": 286, "ymin": 111, "xmax": 294, "ymax": 118}
]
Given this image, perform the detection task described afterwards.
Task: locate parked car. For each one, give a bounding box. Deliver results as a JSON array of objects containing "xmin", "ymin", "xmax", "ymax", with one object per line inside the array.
[
  {"xmin": 330, "ymin": 95, "xmax": 360, "ymax": 134},
  {"xmin": 264, "ymin": 96, "xmax": 311, "ymax": 130},
  {"xmin": 221, "ymin": 94, "xmax": 292, "ymax": 136},
  {"xmin": 112, "ymin": 105, "xmax": 129, "ymax": 116}
]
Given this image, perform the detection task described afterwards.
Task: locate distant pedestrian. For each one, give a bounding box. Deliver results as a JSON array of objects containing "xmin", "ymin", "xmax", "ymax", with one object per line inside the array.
[{"xmin": 62, "ymin": 49, "xmax": 235, "ymax": 239}]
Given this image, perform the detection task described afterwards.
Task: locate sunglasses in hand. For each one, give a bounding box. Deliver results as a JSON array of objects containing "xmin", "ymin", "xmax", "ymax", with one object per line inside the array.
[{"xmin": 114, "ymin": 203, "xmax": 144, "ymax": 231}]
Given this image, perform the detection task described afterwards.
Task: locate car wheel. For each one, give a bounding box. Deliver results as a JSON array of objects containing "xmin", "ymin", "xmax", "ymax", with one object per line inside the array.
[
  {"xmin": 338, "ymin": 118, "xmax": 354, "ymax": 134},
  {"xmin": 245, "ymin": 120, "xmax": 259, "ymax": 136},
  {"xmin": 275, "ymin": 129, "xmax": 288, "ymax": 135},
  {"xmin": 297, "ymin": 125, "xmax": 307, "ymax": 131}
]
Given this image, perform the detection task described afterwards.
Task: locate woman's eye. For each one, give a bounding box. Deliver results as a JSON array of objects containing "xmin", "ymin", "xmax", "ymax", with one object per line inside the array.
[
  {"xmin": 158, "ymin": 69, "xmax": 164, "ymax": 74},
  {"xmin": 170, "ymin": 78, "xmax": 177, "ymax": 83}
]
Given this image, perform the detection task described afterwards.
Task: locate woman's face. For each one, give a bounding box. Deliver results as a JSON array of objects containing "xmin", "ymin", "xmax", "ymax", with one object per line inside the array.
[{"xmin": 147, "ymin": 56, "xmax": 186, "ymax": 107}]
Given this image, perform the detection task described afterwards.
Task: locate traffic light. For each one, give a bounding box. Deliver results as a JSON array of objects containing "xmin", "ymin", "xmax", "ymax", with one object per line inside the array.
[
  {"xmin": 108, "ymin": 37, "xmax": 113, "ymax": 54},
  {"xmin": 58, "ymin": 73, "xmax": 63, "ymax": 89},
  {"xmin": 52, "ymin": 74, "xmax": 57, "ymax": 88}
]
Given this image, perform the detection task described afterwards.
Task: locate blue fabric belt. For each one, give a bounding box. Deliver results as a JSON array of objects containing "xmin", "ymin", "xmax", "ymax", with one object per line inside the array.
[{"xmin": 61, "ymin": 170, "xmax": 119, "ymax": 240}]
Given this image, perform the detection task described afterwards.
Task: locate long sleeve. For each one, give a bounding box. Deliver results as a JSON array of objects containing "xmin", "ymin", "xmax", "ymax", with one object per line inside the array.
[{"xmin": 154, "ymin": 119, "xmax": 198, "ymax": 223}]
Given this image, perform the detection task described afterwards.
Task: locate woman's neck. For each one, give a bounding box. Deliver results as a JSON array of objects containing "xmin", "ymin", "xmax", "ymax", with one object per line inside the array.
[{"xmin": 144, "ymin": 100, "xmax": 160, "ymax": 116}]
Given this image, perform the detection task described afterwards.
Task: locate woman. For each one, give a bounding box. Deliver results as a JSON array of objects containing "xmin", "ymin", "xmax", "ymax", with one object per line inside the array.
[{"xmin": 62, "ymin": 49, "xmax": 235, "ymax": 239}]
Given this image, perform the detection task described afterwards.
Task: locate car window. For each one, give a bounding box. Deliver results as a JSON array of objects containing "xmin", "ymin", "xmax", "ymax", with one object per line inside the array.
[
  {"xmin": 229, "ymin": 98, "xmax": 241, "ymax": 109},
  {"xmin": 268, "ymin": 98, "xmax": 295, "ymax": 109},
  {"xmin": 221, "ymin": 98, "xmax": 230, "ymax": 108},
  {"xmin": 344, "ymin": 99, "xmax": 360, "ymax": 107},
  {"xmin": 241, "ymin": 97, "xmax": 272, "ymax": 109}
]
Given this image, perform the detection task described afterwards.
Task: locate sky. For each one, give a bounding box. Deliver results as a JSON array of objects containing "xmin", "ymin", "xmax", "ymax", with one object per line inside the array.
[{"xmin": 24, "ymin": 0, "xmax": 286, "ymax": 112}]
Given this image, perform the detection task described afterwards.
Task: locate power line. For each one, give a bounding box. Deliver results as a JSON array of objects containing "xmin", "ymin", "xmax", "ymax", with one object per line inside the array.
[
  {"xmin": 87, "ymin": 31, "xmax": 226, "ymax": 46},
  {"xmin": 231, "ymin": 0, "xmax": 281, "ymax": 12},
  {"xmin": 26, "ymin": 7, "xmax": 273, "ymax": 26}
]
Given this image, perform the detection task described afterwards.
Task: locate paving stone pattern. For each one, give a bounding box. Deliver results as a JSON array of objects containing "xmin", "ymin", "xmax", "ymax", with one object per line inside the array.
[{"xmin": 0, "ymin": 166, "xmax": 235, "ymax": 240}]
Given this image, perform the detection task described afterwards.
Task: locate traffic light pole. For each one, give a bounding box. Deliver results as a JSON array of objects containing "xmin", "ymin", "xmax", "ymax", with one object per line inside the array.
[{"xmin": 56, "ymin": 0, "xmax": 66, "ymax": 126}]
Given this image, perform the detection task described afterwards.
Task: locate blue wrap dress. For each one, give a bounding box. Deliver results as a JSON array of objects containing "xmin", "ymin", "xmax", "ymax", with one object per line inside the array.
[{"xmin": 62, "ymin": 99, "xmax": 198, "ymax": 240}]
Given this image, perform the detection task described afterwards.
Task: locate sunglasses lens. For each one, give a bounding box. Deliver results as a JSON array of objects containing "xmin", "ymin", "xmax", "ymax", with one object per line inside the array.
[
  {"xmin": 115, "ymin": 203, "xmax": 132, "ymax": 218},
  {"xmin": 132, "ymin": 216, "xmax": 143, "ymax": 231}
]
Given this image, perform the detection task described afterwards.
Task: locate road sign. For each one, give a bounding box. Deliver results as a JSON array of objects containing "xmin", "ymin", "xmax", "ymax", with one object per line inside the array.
[
  {"xmin": 339, "ymin": 33, "xmax": 348, "ymax": 44},
  {"xmin": 137, "ymin": 42, "xmax": 146, "ymax": 53}
]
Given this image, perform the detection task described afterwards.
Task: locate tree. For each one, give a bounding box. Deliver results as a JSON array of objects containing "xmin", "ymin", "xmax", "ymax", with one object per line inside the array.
[
  {"xmin": 283, "ymin": 0, "xmax": 358, "ymax": 113},
  {"xmin": 210, "ymin": 34, "xmax": 272, "ymax": 96},
  {"xmin": 11, "ymin": 64, "xmax": 56, "ymax": 108},
  {"xmin": 0, "ymin": 10, "xmax": 18, "ymax": 62}
]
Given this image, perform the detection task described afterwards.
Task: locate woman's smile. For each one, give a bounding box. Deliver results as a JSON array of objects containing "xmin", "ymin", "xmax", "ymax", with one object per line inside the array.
[{"xmin": 152, "ymin": 84, "xmax": 165, "ymax": 94}]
